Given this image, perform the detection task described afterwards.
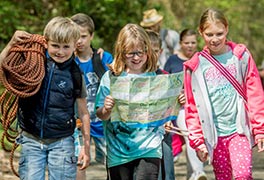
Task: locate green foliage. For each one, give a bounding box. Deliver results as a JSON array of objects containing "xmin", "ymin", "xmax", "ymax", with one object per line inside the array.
[
  {"xmin": 168, "ymin": 0, "xmax": 264, "ymax": 65},
  {"xmin": 0, "ymin": 0, "xmax": 263, "ymax": 65},
  {"xmin": 69, "ymin": 0, "xmax": 148, "ymax": 51}
]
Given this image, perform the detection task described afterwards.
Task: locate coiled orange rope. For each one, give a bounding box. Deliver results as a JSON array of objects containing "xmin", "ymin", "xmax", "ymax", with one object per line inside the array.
[{"xmin": 0, "ymin": 34, "xmax": 46, "ymax": 177}]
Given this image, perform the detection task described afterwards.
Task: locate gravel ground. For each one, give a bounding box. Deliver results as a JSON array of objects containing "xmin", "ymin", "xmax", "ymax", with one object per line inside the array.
[{"xmin": 1, "ymin": 144, "xmax": 263, "ymax": 180}]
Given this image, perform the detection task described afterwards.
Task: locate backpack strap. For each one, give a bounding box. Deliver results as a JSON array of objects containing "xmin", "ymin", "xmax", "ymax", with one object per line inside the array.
[
  {"xmin": 71, "ymin": 59, "xmax": 83, "ymax": 98},
  {"xmin": 91, "ymin": 47, "xmax": 106, "ymax": 79},
  {"xmin": 200, "ymin": 50, "xmax": 247, "ymax": 102}
]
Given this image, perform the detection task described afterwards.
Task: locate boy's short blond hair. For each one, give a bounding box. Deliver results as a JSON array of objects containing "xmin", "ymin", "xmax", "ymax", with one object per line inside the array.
[{"xmin": 43, "ymin": 16, "xmax": 80, "ymax": 44}]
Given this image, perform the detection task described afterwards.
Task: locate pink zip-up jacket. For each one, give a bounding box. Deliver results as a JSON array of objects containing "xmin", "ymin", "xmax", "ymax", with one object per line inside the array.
[{"xmin": 183, "ymin": 41, "xmax": 264, "ymax": 158}]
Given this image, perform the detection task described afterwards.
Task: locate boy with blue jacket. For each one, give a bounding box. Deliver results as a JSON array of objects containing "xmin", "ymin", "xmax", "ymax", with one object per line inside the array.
[
  {"xmin": 71, "ymin": 13, "xmax": 113, "ymax": 180},
  {"xmin": 0, "ymin": 17, "xmax": 90, "ymax": 180}
]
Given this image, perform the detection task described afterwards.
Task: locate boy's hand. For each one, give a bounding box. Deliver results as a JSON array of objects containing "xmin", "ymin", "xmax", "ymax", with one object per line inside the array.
[
  {"xmin": 0, "ymin": 30, "xmax": 32, "ymax": 65},
  {"xmin": 11, "ymin": 30, "xmax": 32, "ymax": 46},
  {"xmin": 97, "ymin": 48, "xmax": 104, "ymax": 59},
  {"xmin": 77, "ymin": 146, "xmax": 90, "ymax": 170}
]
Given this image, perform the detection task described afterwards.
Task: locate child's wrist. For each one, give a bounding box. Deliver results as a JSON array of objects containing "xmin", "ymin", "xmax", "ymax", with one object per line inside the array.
[{"xmin": 103, "ymin": 106, "xmax": 111, "ymax": 113}]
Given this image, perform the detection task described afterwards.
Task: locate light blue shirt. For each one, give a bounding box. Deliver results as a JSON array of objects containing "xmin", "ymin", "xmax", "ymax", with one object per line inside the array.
[
  {"xmin": 75, "ymin": 51, "xmax": 113, "ymax": 137},
  {"xmin": 95, "ymin": 71, "xmax": 164, "ymax": 167},
  {"xmin": 200, "ymin": 50, "xmax": 238, "ymax": 136}
]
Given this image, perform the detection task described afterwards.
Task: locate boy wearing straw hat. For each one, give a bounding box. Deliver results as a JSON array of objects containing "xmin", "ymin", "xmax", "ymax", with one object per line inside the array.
[{"xmin": 140, "ymin": 8, "xmax": 180, "ymax": 69}]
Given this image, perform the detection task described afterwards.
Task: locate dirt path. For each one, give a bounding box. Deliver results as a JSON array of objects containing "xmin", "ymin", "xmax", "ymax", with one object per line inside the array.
[{"xmin": 1, "ymin": 145, "xmax": 264, "ymax": 180}]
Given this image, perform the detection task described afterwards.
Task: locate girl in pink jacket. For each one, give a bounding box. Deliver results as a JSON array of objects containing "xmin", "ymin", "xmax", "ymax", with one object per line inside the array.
[{"xmin": 184, "ymin": 8, "xmax": 264, "ymax": 180}]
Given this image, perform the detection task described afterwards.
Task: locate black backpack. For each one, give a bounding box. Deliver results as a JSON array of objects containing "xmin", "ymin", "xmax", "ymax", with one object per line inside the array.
[
  {"xmin": 72, "ymin": 47, "xmax": 107, "ymax": 97},
  {"xmin": 71, "ymin": 59, "xmax": 83, "ymax": 98},
  {"xmin": 91, "ymin": 47, "xmax": 107, "ymax": 79}
]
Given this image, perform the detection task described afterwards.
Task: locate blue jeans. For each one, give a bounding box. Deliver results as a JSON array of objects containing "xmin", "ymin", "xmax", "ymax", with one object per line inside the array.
[
  {"xmin": 158, "ymin": 133, "xmax": 175, "ymax": 180},
  {"xmin": 92, "ymin": 136, "xmax": 107, "ymax": 164},
  {"xmin": 17, "ymin": 133, "xmax": 77, "ymax": 180}
]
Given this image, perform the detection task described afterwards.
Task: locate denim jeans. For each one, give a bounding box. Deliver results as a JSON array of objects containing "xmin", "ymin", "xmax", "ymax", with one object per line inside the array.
[
  {"xmin": 92, "ymin": 136, "xmax": 107, "ymax": 164},
  {"xmin": 17, "ymin": 133, "xmax": 77, "ymax": 180},
  {"xmin": 158, "ymin": 133, "xmax": 175, "ymax": 180}
]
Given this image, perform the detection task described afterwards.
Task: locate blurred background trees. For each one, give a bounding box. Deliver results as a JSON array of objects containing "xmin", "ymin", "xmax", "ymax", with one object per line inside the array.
[{"xmin": 0, "ymin": 0, "xmax": 263, "ymax": 65}]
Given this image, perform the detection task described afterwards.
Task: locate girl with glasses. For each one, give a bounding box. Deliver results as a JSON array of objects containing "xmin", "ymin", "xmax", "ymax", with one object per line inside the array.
[{"xmin": 95, "ymin": 23, "xmax": 164, "ymax": 180}]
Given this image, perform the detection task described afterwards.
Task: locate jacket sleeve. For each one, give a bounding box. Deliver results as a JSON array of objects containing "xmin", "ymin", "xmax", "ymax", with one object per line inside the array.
[
  {"xmin": 245, "ymin": 49, "xmax": 264, "ymax": 143},
  {"xmin": 184, "ymin": 67, "xmax": 206, "ymax": 151}
]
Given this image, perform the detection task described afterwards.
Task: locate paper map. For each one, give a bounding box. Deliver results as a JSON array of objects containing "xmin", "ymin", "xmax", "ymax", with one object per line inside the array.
[{"xmin": 110, "ymin": 72, "xmax": 183, "ymax": 127}]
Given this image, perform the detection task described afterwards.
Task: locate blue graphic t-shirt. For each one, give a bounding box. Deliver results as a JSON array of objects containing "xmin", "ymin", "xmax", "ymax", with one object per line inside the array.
[
  {"xmin": 75, "ymin": 51, "xmax": 113, "ymax": 137},
  {"xmin": 200, "ymin": 50, "xmax": 238, "ymax": 136},
  {"xmin": 95, "ymin": 71, "xmax": 164, "ymax": 167}
]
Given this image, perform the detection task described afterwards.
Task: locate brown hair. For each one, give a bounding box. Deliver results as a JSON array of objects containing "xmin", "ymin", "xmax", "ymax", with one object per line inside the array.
[
  {"xmin": 180, "ymin": 29, "xmax": 197, "ymax": 42},
  {"xmin": 71, "ymin": 13, "xmax": 95, "ymax": 35},
  {"xmin": 199, "ymin": 8, "xmax": 228, "ymax": 33},
  {"xmin": 146, "ymin": 29, "xmax": 161, "ymax": 49},
  {"xmin": 110, "ymin": 23, "xmax": 157, "ymax": 75}
]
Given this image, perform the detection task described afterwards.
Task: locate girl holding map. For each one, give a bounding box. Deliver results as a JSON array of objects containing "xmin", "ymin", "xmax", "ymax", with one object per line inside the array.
[{"xmin": 95, "ymin": 23, "xmax": 165, "ymax": 180}]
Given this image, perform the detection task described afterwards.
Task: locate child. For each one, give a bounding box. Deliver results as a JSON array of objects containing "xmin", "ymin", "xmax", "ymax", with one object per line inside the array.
[
  {"xmin": 140, "ymin": 8, "xmax": 180, "ymax": 69},
  {"xmin": 70, "ymin": 13, "xmax": 113, "ymax": 180},
  {"xmin": 95, "ymin": 23, "xmax": 164, "ymax": 180},
  {"xmin": 146, "ymin": 29, "xmax": 175, "ymax": 180},
  {"xmin": 0, "ymin": 17, "xmax": 91, "ymax": 180},
  {"xmin": 165, "ymin": 29, "xmax": 207, "ymax": 180},
  {"xmin": 184, "ymin": 8, "xmax": 264, "ymax": 180}
]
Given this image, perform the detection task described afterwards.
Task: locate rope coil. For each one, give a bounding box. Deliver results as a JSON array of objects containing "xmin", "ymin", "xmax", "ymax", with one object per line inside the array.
[
  {"xmin": 0, "ymin": 34, "xmax": 46, "ymax": 177},
  {"xmin": 0, "ymin": 34, "xmax": 46, "ymax": 97}
]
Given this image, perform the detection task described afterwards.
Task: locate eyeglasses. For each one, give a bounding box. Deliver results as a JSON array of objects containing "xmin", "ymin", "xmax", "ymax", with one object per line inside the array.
[
  {"xmin": 124, "ymin": 51, "xmax": 145, "ymax": 58},
  {"xmin": 153, "ymin": 49, "xmax": 160, "ymax": 54}
]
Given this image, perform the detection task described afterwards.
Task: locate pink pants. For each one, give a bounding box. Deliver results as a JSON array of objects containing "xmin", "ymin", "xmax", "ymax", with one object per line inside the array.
[{"xmin": 212, "ymin": 133, "xmax": 253, "ymax": 180}]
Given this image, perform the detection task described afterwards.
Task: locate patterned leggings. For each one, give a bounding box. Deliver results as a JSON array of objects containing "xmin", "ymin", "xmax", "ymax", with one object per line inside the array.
[{"xmin": 212, "ymin": 133, "xmax": 253, "ymax": 180}]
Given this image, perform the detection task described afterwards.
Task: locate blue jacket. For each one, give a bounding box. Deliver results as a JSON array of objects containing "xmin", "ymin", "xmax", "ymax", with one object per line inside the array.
[{"xmin": 18, "ymin": 53, "xmax": 82, "ymax": 139}]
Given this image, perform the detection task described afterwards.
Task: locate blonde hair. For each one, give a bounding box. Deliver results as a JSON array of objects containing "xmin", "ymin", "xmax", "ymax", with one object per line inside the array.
[
  {"xmin": 199, "ymin": 8, "xmax": 228, "ymax": 33},
  {"xmin": 43, "ymin": 16, "xmax": 80, "ymax": 44},
  {"xmin": 110, "ymin": 23, "xmax": 157, "ymax": 75}
]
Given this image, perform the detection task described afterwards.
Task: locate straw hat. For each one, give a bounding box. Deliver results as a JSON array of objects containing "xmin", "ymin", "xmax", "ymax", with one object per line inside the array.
[{"xmin": 140, "ymin": 9, "xmax": 163, "ymax": 27}]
